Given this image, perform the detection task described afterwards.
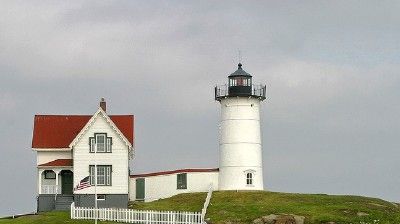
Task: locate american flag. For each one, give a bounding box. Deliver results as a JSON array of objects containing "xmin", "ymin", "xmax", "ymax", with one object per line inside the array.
[{"xmin": 74, "ymin": 176, "xmax": 91, "ymax": 191}]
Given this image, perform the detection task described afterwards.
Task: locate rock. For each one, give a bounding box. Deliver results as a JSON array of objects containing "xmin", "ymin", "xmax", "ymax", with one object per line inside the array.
[
  {"xmin": 262, "ymin": 214, "xmax": 277, "ymax": 223},
  {"xmin": 357, "ymin": 212, "xmax": 369, "ymax": 216},
  {"xmin": 292, "ymin": 214, "xmax": 305, "ymax": 224},
  {"xmin": 275, "ymin": 215, "xmax": 296, "ymax": 224},
  {"xmin": 256, "ymin": 214, "xmax": 304, "ymax": 224},
  {"xmin": 252, "ymin": 218, "xmax": 264, "ymax": 224}
]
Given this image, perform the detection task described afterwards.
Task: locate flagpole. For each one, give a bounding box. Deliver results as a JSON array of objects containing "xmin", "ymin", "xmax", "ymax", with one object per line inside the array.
[{"xmin": 94, "ymin": 143, "xmax": 97, "ymax": 224}]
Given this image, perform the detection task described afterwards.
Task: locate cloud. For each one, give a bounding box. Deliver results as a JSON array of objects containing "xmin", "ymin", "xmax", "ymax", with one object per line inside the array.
[{"xmin": 0, "ymin": 92, "xmax": 18, "ymax": 112}]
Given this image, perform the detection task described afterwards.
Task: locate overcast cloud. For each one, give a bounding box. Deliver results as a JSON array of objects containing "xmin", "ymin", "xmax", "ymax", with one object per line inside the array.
[{"xmin": 1, "ymin": 0, "xmax": 399, "ymax": 216}]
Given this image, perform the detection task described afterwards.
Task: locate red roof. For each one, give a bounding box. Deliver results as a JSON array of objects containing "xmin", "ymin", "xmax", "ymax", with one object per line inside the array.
[
  {"xmin": 130, "ymin": 168, "xmax": 219, "ymax": 178},
  {"xmin": 32, "ymin": 115, "xmax": 134, "ymax": 148},
  {"xmin": 38, "ymin": 159, "xmax": 73, "ymax": 167}
]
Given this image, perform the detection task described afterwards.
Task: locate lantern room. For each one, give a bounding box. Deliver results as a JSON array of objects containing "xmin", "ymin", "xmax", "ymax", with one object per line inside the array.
[
  {"xmin": 214, "ymin": 63, "xmax": 266, "ymax": 101},
  {"xmin": 228, "ymin": 63, "xmax": 252, "ymax": 96}
]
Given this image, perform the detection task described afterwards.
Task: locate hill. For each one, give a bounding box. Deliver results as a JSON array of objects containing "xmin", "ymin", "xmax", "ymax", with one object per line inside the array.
[
  {"xmin": 130, "ymin": 191, "xmax": 400, "ymax": 224},
  {"xmin": 1, "ymin": 191, "xmax": 399, "ymax": 224}
]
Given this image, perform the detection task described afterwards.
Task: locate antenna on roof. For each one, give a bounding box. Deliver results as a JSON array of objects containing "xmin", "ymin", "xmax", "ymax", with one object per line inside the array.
[{"xmin": 238, "ymin": 49, "xmax": 242, "ymax": 64}]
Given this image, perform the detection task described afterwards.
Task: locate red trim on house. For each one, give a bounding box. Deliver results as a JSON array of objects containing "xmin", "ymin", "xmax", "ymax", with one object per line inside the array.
[
  {"xmin": 32, "ymin": 114, "xmax": 134, "ymax": 148},
  {"xmin": 130, "ymin": 168, "xmax": 219, "ymax": 178},
  {"xmin": 38, "ymin": 159, "xmax": 73, "ymax": 167}
]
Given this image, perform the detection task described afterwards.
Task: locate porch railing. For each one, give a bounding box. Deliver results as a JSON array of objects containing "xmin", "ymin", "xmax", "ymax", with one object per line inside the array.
[{"xmin": 41, "ymin": 185, "xmax": 60, "ymax": 194}]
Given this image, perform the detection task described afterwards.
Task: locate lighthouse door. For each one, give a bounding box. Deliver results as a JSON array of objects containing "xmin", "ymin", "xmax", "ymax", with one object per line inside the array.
[{"xmin": 136, "ymin": 178, "xmax": 145, "ymax": 201}]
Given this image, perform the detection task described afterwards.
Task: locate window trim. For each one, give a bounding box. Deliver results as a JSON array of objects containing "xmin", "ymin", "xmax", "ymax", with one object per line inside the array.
[
  {"xmin": 89, "ymin": 133, "xmax": 112, "ymax": 153},
  {"xmin": 177, "ymin": 173, "xmax": 187, "ymax": 190}
]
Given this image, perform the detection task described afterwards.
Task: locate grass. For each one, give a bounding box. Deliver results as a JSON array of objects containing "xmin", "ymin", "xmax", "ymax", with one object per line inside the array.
[
  {"xmin": 0, "ymin": 211, "xmax": 117, "ymax": 224},
  {"xmin": 130, "ymin": 191, "xmax": 400, "ymax": 224},
  {"xmin": 2, "ymin": 191, "xmax": 400, "ymax": 224}
]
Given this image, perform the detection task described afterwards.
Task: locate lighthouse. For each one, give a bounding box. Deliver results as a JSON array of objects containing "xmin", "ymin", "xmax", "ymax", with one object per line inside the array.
[{"xmin": 215, "ymin": 63, "xmax": 266, "ymax": 190}]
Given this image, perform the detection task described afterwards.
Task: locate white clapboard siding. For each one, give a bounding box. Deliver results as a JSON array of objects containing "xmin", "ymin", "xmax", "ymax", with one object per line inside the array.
[
  {"xmin": 129, "ymin": 172, "xmax": 218, "ymax": 202},
  {"xmin": 37, "ymin": 151, "xmax": 72, "ymax": 165},
  {"xmin": 73, "ymin": 114, "xmax": 129, "ymax": 195}
]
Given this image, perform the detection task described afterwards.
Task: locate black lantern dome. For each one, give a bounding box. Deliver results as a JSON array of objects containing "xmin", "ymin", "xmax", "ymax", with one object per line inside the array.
[{"xmin": 215, "ymin": 63, "xmax": 266, "ymax": 101}]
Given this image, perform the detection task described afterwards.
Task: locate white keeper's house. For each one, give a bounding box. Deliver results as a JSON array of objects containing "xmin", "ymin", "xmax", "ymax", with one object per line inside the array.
[{"xmin": 31, "ymin": 63, "xmax": 266, "ymax": 212}]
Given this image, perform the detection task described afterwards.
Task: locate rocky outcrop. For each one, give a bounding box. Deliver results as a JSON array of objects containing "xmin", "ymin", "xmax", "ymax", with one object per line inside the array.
[{"xmin": 253, "ymin": 214, "xmax": 305, "ymax": 224}]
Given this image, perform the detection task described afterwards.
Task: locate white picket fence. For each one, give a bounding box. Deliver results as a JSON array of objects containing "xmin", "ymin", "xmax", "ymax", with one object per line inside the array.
[
  {"xmin": 71, "ymin": 185, "xmax": 213, "ymax": 224},
  {"xmin": 71, "ymin": 204, "xmax": 203, "ymax": 224}
]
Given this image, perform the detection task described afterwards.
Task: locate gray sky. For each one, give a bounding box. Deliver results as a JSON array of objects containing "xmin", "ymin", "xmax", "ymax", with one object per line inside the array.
[{"xmin": 1, "ymin": 0, "xmax": 399, "ymax": 216}]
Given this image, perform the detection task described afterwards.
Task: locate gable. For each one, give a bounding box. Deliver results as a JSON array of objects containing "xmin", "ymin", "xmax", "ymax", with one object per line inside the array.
[
  {"xmin": 32, "ymin": 114, "xmax": 134, "ymax": 149},
  {"xmin": 68, "ymin": 108, "xmax": 133, "ymax": 149}
]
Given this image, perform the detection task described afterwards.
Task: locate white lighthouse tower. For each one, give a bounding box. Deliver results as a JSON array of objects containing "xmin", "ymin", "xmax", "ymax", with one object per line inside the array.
[{"xmin": 215, "ymin": 63, "xmax": 266, "ymax": 190}]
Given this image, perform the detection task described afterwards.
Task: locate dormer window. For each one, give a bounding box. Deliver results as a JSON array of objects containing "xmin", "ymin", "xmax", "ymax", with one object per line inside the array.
[{"xmin": 90, "ymin": 133, "xmax": 112, "ymax": 153}]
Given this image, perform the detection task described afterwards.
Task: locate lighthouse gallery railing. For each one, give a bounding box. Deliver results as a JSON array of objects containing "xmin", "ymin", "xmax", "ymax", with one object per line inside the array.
[{"xmin": 214, "ymin": 84, "xmax": 266, "ymax": 101}]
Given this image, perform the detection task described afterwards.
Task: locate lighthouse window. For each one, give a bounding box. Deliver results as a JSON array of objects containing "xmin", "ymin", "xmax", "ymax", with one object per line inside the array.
[
  {"xmin": 230, "ymin": 78, "xmax": 237, "ymax": 86},
  {"xmin": 246, "ymin": 172, "xmax": 253, "ymax": 186},
  {"xmin": 230, "ymin": 77, "xmax": 251, "ymax": 86}
]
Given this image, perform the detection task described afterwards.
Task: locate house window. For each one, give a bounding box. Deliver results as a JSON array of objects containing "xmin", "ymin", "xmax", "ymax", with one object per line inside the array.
[
  {"xmin": 97, "ymin": 134, "xmax": 106, "ymax": 152},
  {"xmin": 89, "ymin": 133, "xmax": 112, "ymax": 153},
  {"xmin": 44, "ymin": 170, "xmax": 56, "ymax": 179},
  {"xmin": 96, "ymin": 195, "xmax": 106, "ymax": 200},
  {"xmin": 89, "ymin": 165, "xmax": 112, "ymax": 186},
  {"xmin": 177, "ymin": 173, "xmax": 187, "ymax": 189}
]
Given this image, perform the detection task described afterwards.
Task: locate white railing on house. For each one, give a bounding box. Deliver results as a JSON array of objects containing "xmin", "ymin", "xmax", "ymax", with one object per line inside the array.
[
  {"xmin": 71, "ymin": 203, "xmax": 203, "ymax": 224},
  {"xmin": 41, "ymin": 185, "xmax": 60, "ymax": 194},
  {"xmin": 70, "ymin": 185, "xmax": 214, "ymax": 224}
]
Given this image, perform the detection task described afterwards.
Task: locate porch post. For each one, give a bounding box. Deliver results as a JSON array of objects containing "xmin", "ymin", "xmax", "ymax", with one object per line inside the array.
[
  {"xmin": 38, "ymin": 169, "xmax": 43, "ymax": 194},
  {"xmin": 55, "ymin": 170, "xmax": 60, "ymax": 199}
]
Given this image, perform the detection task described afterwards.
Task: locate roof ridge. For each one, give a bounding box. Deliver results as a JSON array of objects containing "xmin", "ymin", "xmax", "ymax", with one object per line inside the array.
[{"xmin": 130, "ymin": 168, "xmax": 219, "ymax": 178}]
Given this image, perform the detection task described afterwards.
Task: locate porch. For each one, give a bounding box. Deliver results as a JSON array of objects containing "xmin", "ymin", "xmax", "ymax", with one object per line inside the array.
[
  {"xmin": 38, "ymin": 169, "xmax": 74, "ymax": 195},
  {"xmin": 37, "ymin": 159, "xmax": 74, "ymax": 196},
  {"xmin": 37, "ymin": 165, "xmax": 74, "ymax": 211}
]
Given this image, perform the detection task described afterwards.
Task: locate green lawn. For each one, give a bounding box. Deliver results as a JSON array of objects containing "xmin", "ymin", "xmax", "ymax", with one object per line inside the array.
[
  {"xmin": 2, "ymin": 191, "xmax": 399, "ymax": 224},
  {"xmin": 0, "ymin": 211, "xmax": 117, "ymax": 224},
  {"xmin": 130, "ymin": 191, "xmax": 400, "ymax": 224}
]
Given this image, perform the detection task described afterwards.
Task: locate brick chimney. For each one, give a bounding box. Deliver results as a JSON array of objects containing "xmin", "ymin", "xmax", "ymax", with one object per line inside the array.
[{"xmin": 100, "ymin": 98, "xmax": 106, "ymax": 112}]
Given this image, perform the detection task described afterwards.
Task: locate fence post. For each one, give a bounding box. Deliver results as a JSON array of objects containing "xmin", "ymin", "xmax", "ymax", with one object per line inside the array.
[
  {"xmin": 201, "ymin": 184, "xmax": 213, "ymax": 223},
  {"xmin": 70, "ymin": 202, "xmax": 74, "ymax": 219}
]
